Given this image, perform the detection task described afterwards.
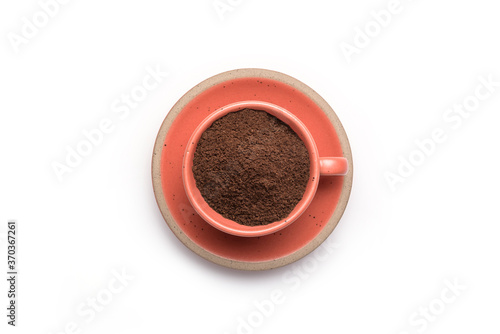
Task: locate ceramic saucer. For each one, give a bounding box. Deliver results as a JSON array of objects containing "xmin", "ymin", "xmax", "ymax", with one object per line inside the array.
[{"xmin": 152, "ymin": 68, "xmax": 353, "ymax": 270}]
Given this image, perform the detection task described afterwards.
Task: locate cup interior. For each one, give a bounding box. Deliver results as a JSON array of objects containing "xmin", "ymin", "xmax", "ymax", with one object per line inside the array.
[{"xmin": 182, "ymin": 101, "xmax": 320, "ymax": 237}]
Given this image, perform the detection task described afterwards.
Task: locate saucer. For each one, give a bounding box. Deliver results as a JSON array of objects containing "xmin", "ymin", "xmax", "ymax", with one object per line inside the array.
[{"xmin": 152, "ymin": 68, "xmax": 353, "ymax": 270}]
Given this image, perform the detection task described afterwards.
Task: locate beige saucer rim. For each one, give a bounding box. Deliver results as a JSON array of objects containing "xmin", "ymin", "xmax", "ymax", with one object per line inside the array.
[{"xmin": 152, "ymin": 68, "xmax": 353, "ymax": 271}]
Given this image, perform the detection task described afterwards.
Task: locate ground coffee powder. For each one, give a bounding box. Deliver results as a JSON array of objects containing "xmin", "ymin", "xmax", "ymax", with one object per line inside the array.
[{"xmin": 192, "ymin": 108, "xmax": 310, "ymax": 226}]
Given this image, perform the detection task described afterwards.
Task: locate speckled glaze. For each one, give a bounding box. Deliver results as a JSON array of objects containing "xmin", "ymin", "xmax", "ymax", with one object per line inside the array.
[{"xmin": 152, "ymin": 68, "xmax": 353, "ymax": 270}]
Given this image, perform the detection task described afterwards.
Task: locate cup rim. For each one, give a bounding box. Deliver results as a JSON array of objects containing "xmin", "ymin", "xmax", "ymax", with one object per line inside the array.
[{"xmin": 182, "ymin": 100, "xmax": 320, "ymax": 237}]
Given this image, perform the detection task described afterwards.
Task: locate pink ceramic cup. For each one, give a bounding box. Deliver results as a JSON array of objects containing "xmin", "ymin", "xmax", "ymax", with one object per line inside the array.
[{"xmin": 182, "ymin": 101, "xmax": 348, "ymax": 237}]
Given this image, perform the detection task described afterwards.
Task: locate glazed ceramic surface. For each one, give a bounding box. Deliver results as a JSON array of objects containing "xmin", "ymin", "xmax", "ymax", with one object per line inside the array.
[
  {"xmin": 152, "ymin": 68, "xmax": 353, "ymax": 270},
  {"xmin": 182, "ymin": 100, "xmax": 348, "ymax": 237}
]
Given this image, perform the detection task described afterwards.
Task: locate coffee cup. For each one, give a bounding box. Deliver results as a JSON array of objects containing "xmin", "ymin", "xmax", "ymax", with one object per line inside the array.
[{"xmin": 182, "ymin": 101, "xmax": 348, "ymax": 237}]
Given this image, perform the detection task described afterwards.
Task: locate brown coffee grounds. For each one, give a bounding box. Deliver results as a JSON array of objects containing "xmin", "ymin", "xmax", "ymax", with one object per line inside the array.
[{"xmin": 192, "ymin": 108, "xmax": 310, "ymax": 226}]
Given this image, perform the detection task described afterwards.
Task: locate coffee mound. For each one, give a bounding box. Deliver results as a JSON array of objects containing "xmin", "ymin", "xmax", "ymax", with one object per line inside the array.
[{"xmin": 192, "ymin": 108, "xmax": 310, "ymax": 226}]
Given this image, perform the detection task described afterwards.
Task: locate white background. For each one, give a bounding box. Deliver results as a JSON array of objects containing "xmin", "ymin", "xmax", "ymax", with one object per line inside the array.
[{"xmin": 1, "ymin": 0, "xmax": 500, "ymax": 333}]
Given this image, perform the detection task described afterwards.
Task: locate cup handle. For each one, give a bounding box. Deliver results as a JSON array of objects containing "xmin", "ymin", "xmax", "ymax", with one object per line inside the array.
[{"xmin": 319, "ymin": 157, "xmax": 349, "ymax": 176}]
